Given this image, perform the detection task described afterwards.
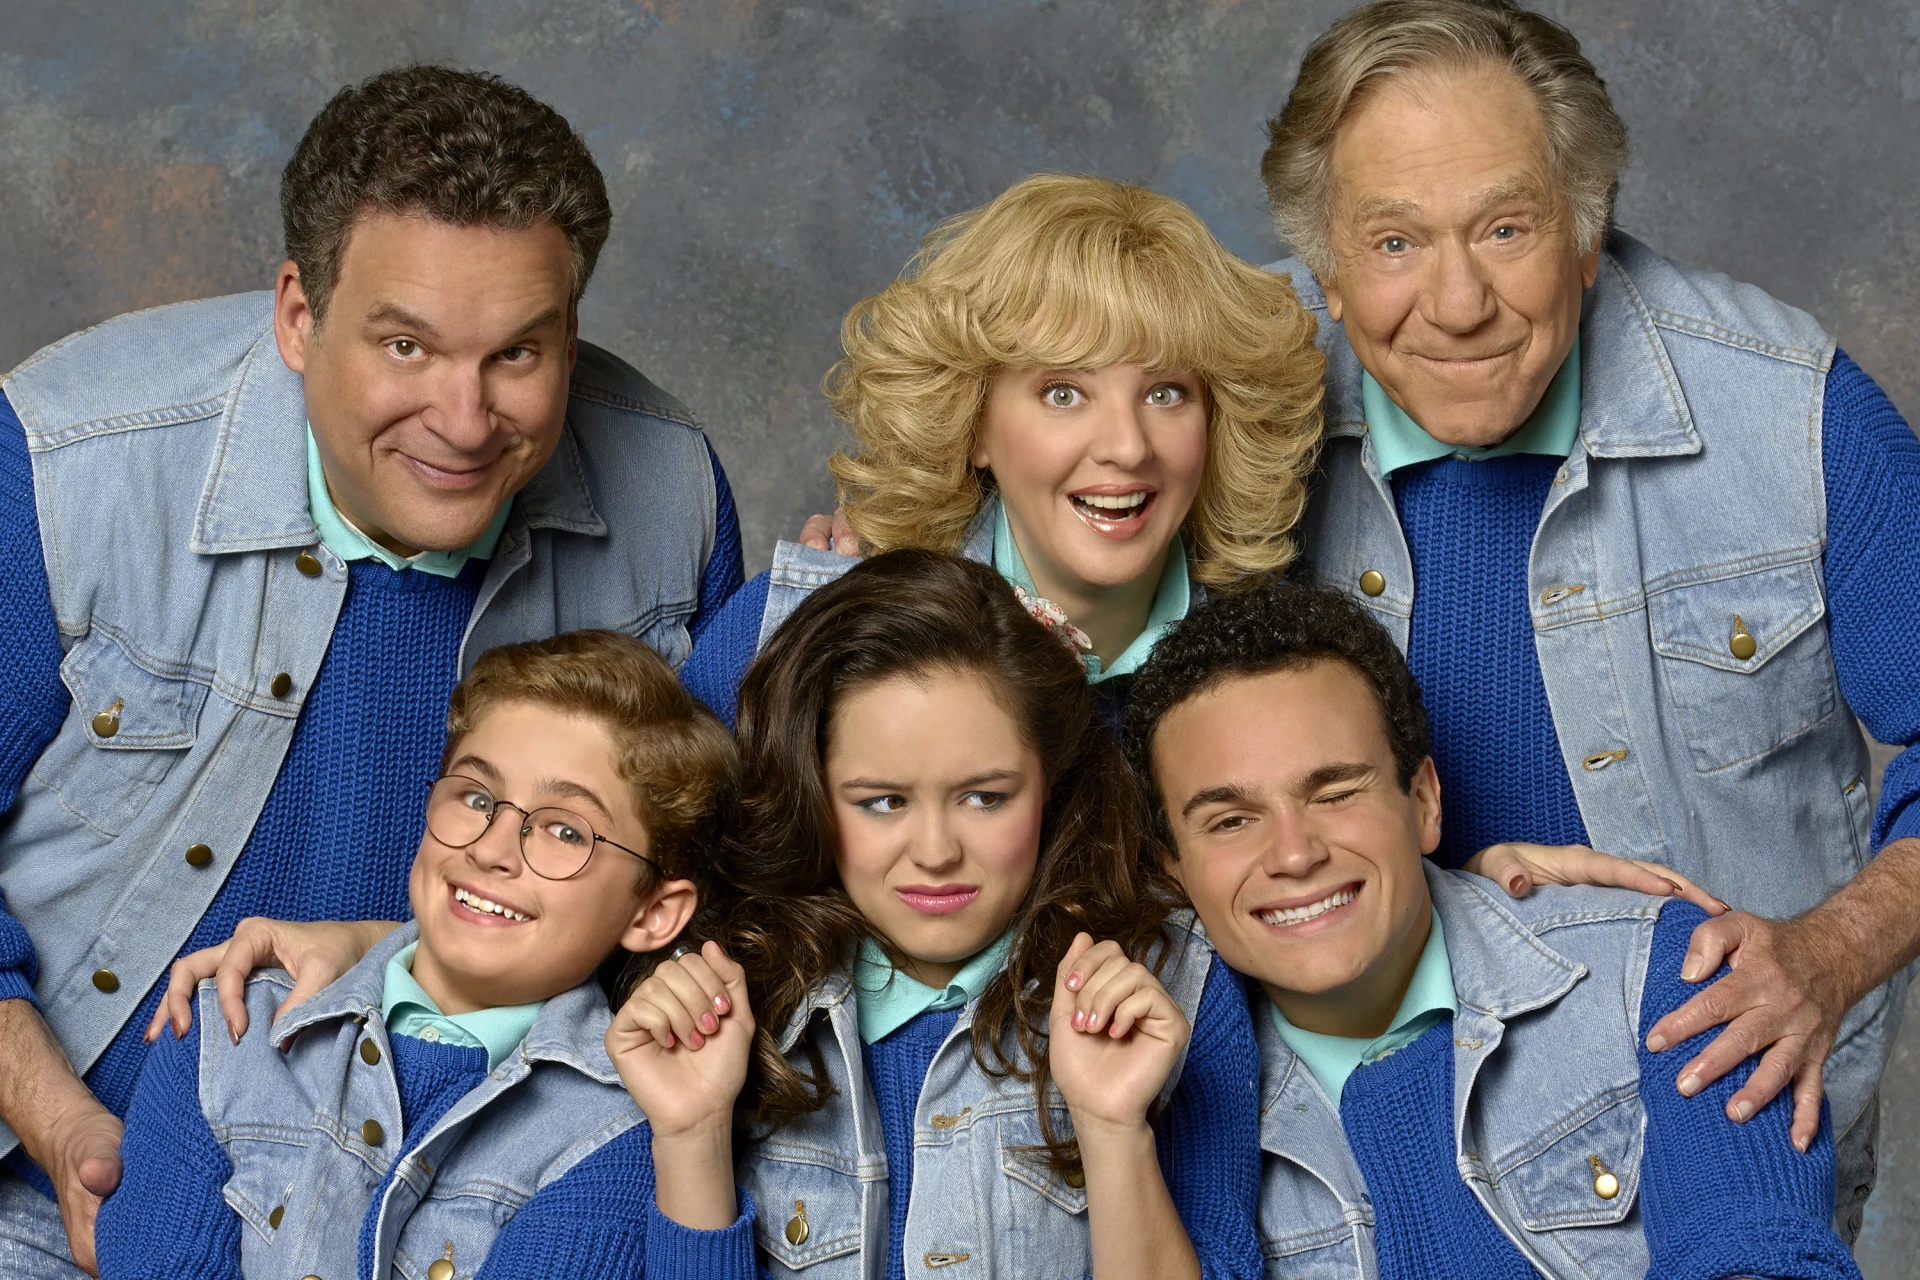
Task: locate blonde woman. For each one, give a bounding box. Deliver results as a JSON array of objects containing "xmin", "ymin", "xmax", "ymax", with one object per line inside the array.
[{"xmin": 679, "ymin": 173, "xmax": 1326, "ymax": 727}]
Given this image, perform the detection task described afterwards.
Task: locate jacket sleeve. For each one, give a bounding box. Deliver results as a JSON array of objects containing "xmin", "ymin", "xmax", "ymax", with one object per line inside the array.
[
  {"xmin": 1636, "ymin": 900, "xmax": 1860, "ymax": 1280},
  {"xmin": 677, "ymin": 570, "xmax": 771, "ymax": 730},
  {"xmin": 1820, "ymin": 352, "xmax": 1920, "ymax": 849},
  {"xmin": 0, "ymin": 390, "xmax": 71, "ymax": 1006},
  {"xmin": 93, "ymin": 1018, "xmax": 243, "ymax": 1280},
  {"xmin": 687, "ymin": 440, "xmax": 746, "ymax": 644},
  {"xmin": 476, "ymin": 1117, "xmax": 758, "ymax": 1280},
  {"xmin": 1151, "ymin": 955, "xmax": 1267, "ymax": 1280}
]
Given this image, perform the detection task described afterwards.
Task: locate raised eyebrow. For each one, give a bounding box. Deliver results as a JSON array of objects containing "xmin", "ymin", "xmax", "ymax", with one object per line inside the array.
[
  {"xmin": 532, "ymin": 777, "xmax": 615, "ymax": 823},
  {"xmin": 1180, "ymin": 783, "xmax": 1255, "ymax": 820},
  {"xmin": 363, "ymin": 302, "xmax": 442, "ymax": 340}
]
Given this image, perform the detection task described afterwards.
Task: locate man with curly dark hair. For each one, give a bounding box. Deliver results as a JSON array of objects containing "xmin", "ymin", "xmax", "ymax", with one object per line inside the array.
[
  {"xmin": 1123, "ymin": 581, "xmax": 1860, "ymax": 1279},
  {"xmin": 0, "ymin": 66, "xmax": 741, "ymax": 1275}
]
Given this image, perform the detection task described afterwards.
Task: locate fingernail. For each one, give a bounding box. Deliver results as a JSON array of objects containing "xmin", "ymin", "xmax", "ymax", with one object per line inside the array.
[
  {"xmin": 1731, "ymin": 1100, "xmax": 1753, "ymax": 1121},
  {"xmin": 1678, "ymin": 1072, "xmax": 1700, "ymax": 1097},
  {"xmin": 1796, "ymin": 1134, "xmax": 1811, "ymax": 1153},
  {"xmin": 1109, "ymin": 1024, "xmax": 1124, "ymax": 1038},
  {"xmin": 715, "ymin": 995, "xmax": 730, "ymax": 1014},
  {"xmin": 1066, "ymin": 973, "xmax": 1082, "ymax": 991},
  {"xmin": 1087, "ymin": 1013, "xmax": 1101, "ymax": 1033},
  {"xmin": 1072, "ymin": 1010, "xmax": 1086, "ymax": 1031},
  {"xmin": 700, "ymin": 1013, "xmax": 719, "ymax": 1035},
  {"xmin": 689, "ymin": 1030, "xmax": 705, "ymax": 1049},
  {"xmin": 662, "ymin": 1032, "xmax": 673, "ymax": 1048},
  {"xmin": 1680, "ymin": 958, "xmax": 1704, "ymax": 981},
  {"xmin": 1645, "ymin": 1033, "xmax": 1667, "ymax": 1052},
  {"xmin": 1508, "ymin": 877, "xmax": 1525, "ymax": 895}
]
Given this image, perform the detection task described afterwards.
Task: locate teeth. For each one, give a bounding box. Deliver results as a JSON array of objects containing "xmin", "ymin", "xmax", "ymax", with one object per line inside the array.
[
  {"xmin": 1256, "ymin": 888, "xmax": 1355, "ymax": 927},
  {"xmin": 455, "ymin": 886, "xmax": 529, "ymax": 922},
  {"xmin": 1074, "ymin": 492, "xmax": 1148, "ymax": 511}
]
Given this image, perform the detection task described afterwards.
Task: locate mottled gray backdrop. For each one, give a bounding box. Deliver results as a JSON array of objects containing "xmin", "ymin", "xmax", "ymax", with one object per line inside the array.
[{"xmin": 2, "ymin": 0, "xmax": 1917, "ymax": 1267}]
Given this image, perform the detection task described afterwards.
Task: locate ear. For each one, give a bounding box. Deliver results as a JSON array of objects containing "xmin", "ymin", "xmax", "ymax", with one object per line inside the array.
[
  {"xmin": 1322, "ymin": 277, "xmax": 1344, "ymax": 325},
  {"xmin": 1578, "ymin": 242, "xmax": 1602, "ymax": 291},
  {"xmin": 274, "ymin": 260, "xmax": 314, "ymax": 375},
  {"xmin": 619, "ymin": 878, "xmax": 700, "ymax": 954},
  {"xmin": 1408, "ymin": 757, "xmax": 1443, "ymax": 858}
]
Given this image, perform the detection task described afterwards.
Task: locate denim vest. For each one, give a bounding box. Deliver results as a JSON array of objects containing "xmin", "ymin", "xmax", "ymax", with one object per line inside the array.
[
  {"xmin": 0, "ymin": 293, "xmax": 717, "ymax": 1157},
  {"xmin": 1257, "ymin": 865, "xmax": 1680, "ymax": 1279},
  {"xmin": 196, "ymin": 923, "xmax": 644, "ymax": 1280},
  {"xmin": 740, "ymin": 916, "xmax": 1215, "ymax": 1278},
  {"xmin": 1278, "ymin": 234, "xmax": 1900, "ymax": 1140}
]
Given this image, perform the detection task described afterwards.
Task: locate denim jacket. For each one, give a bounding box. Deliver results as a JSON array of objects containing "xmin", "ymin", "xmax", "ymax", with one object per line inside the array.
[
  {"xmin": 739, "ymin": 917, "xmax": 1215, "ymax": 1278},
  {"xmin": 1279, "ymin": 233, "xmax": 1901, "ymax": 1141},
  {"xmin": 0, "ymin": 293, "xmax": 719, "ymax": 1157},
  {"xmin": 198, "ymin": 923, "xmax": 643, "ymax": 1279}
]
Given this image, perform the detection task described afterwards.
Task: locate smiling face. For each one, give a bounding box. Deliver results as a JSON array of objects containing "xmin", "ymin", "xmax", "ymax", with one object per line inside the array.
[
  {"xmin": 970, "ymin": 363, "xmax": 1207, "ymax": 611},
  {"xmin": 1154, "ymin": 660, "xmax": 1442, "ymax": 1038},
  {"xmin": 824, "ymin": 668, "xmax": 1048, "ymax": 989},
  {"xmin": 1322, "ymin": 62, "xmax": 1599, "ymax": 448},
  {"xmin": 407, "ymin": 700, "xmax": 695, "ymax": 1014},
  {"xmin": 275, "ymin": 211, "xmax": 578, "ymax": 557}
]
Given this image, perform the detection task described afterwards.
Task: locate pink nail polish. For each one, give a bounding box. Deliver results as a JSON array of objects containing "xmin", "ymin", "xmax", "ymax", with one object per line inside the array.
[
  {"xmin": 1072, "ymin": 1010, "xmax": 1085, "ymax": 1030},
  {"xmin": 715, "ymin": 995, "xmax": 730, "ymax": 1014},
  {"xmin": 690, "ymin": 1030, "xmax": 705, "ymax": 1049},
  {"xmin": 701, "ymin": 1013, "xmax": 719, "ymax": 1035},
  {"xmin": 1067, "ymin": 973, "xmax": 1082, "ymax": 990},
  {"xmin": 663, "ymin": 1032, "xmax": 673, "ymax": 1048}
]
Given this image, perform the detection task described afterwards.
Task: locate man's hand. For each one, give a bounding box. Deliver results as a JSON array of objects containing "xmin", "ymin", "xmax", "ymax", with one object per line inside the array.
[
  {"xmin": 0, "ymin": 999, "xmax": 123, "ymax": 1275},
  {"xmin": 796, "ymin": 508, "xmax": 860, "ymax": 556},
  {"xmin": 144, "ymin": 917, "xmax": 401, "ymax": 1045},
  {"xmin": 1465, "ymin": 842, "xmax": 1727, "ymax": 916},
  {"xmin": 1644, "ymin": 911, "xmax": 1856, "ymax": 1152}
]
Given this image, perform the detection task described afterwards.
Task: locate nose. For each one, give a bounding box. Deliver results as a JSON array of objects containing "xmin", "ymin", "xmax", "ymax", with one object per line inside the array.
[
  {"xmin": 1084, "ymin": 393, "xmax": 1154, "ymax": 470},
  {"xmin": 1419, "ymin": 238, "xmax": 1498, "ymax": 336},
  {"xmin": 419, "ymin": 361, "xmax": 494, "ymax": 453},
  {"xmin": 464, "ymin": 808, "xmax": 527, "ymax": 877},
  {"xmin": 904, "ymin": 808, "xmax": 966, "ymax": 874},
  {"xmin": 1259, "ymin": 807, "xmax": 1331, "ymax": 881}
]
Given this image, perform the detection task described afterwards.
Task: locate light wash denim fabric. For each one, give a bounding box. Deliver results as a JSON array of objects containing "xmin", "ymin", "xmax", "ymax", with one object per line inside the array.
[
  {"xmin": 0, "ymin": 292, "xmax": 720, "ymax": 1160},
  {"xmin": 1257, "ymin": 865, "xmax": 1739, "ymax": 1279},
  {"xmin": 739, "ymin": 916, "xmax": 1215, "ymax": 1278},
  {"xmin": 0, "ymin": 1177, "xmax": 87, "ymax": 1279},
  {"xmin": 194, "ymin": 923, "xmax": 643, "ymax": 1279},
  {"xmin": 1278, "ymin": 234, "xmax": 1902, "ymax": 1159}
]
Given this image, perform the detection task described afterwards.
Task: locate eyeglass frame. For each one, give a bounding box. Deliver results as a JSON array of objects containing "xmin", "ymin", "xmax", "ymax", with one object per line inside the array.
[{"xmin": 424, "ymin": 773, "xmax": 656, "ymax": 882}]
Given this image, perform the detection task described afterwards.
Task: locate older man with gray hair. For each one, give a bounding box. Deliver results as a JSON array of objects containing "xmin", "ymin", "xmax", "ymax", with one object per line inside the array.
[{"xmin": 1266, "ymin": 0, "xmax": 1920, "ymax": 1241}]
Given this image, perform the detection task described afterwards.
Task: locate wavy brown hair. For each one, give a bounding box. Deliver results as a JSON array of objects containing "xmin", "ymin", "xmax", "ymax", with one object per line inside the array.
[{"xmin": 712, "ymin": 550, "xmax": 1180, "ymax": 1173}]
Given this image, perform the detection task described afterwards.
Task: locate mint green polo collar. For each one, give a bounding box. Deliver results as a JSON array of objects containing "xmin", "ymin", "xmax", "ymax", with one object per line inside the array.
[
  {"xmin": 854, "ymin": 927, "xmax": 1014, "ymax": 1044},
  {"xmin": 1362, "ymin": 337, "xmax": 1581, "ymax": 476},
  {"xmin": 305, "ymin": 427, "xmax": 510, "ymax": 577},
  {"xmin": 382, "ymin": 942, "xmax": 544, "ymax": 1071},
  {"xmin": 1269, "ymin": 907, "xmax": 1456, "ymax": 1106},
  {"xmin": 991, "ymin": 502, "xmax": 1189, "ymax": 684}
]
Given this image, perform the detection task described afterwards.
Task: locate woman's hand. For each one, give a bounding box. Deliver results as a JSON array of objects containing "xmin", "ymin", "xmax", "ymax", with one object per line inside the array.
[
  {"xmin": 1048, "ymin": 934, "xmax": 1190, "ymax": 1134},
  {"xmin": 607, "ymin": 941, "xmax": 754, "ymax": 1230},
  {"xmin": 143, "ymin": 918, "xmax": 402, "ymax": 1045},
  {"xmin": 1466, "ymin": 842, "xmax": 1727, "ymax": 916},
  {"xmin": 796, "ymin": 507, "xmax": 860, "ymax": 556}
]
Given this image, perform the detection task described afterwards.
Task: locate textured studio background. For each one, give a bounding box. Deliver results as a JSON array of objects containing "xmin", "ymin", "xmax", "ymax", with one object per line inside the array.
[{"xmin": 1, "ymin": 0, "xmax": 1918, "ymax": 1266}]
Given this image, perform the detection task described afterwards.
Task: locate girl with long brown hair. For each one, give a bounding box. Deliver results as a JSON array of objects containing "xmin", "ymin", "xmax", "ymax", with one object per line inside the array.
[{"xmin": 609, "ymin": 550, "xmax": 1262, "ymax": 1279}]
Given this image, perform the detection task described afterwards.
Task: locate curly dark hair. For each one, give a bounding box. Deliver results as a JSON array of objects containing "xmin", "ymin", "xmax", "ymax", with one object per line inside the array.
[
  {"xmin": 713, "ymin": 549, "xmax": 1179, "ymax": 1175},
  {"xmin": 1123, "ymin": 580, "xmax": 1432, "ymax": 835},
  {"xmin": 282, "ymin": 65, "xmax": 611, "ymax": 324}
]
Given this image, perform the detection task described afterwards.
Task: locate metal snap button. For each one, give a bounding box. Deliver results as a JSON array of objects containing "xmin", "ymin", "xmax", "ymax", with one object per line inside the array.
[
  {"xmin": 361, "ymin": 1119, "xmax": 385, "ymax": 1147},
  {"xmin": 295, "ymin": 551, "xmax": 323, "ymax": 578},
  {"xmin": 268, "ymin": 1205, "xmax": 284, "ymax": 1229},
  {"xmin": 1729, "ymin": 615, "xmax": 1756, "ymax": 661},
  {"xmin": 92, "ymin": 969, "xmax": 119, "ymax": 993},
  {"xmin": 360, "ymin": 1038, "xmax": 381, "ymax": 1066},
  {"xmin": 785, "ymin": 1199, "xmax": 809, "ymax": 1246},
  {"xmin": 1589, "ymin": 1154, "xmax": 1620, "ymax": 1200},
  {"xmin": 270, "ymin": 672, "xmax": 294, "ymax": 698},
  {"xmin": 1359, "ymin": 569, "xmax": 1386, "ymax": 597},
  {"xmin": 91, "ymin": 699, "xmax": 123, "ymax": 739},
  {"xmin": 185, "ymin": 843, "xmax": 213, "ymax": 868}
]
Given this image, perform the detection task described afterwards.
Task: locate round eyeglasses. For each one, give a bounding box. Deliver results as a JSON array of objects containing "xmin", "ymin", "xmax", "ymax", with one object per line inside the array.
[{"xmin": 425, "ymin": 774, "xmax": 653, "ymax": 882}]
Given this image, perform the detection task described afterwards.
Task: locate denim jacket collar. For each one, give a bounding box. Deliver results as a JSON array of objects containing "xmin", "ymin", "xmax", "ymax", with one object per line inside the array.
[
  {"xmin": 1426, "ymin": 863, "xmax": 1585, "ymax": 1021},
  {"xmin": 270, "ymin": 921, "xmax": 621, "ymax": 1084},
  {"xmin": 192, "ymin": 327, "xmax": 606, "ymax": 555},
  {"xmin": 773, "ymin": 969, "xmax": 858, "ymax": 1055},
  {"xmin": 1295, "ymin": 233, "xmax": 1700, "ymax": 461}
]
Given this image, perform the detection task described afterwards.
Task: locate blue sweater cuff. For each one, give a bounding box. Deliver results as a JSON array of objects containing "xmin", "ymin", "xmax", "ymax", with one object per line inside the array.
[
  {"xmin": 1648, "ymin": 1205, "xmax": 1861, "ymax": 1280},
  {"xmin": 1884, "ymin": 788, "xmax": 1920, "ymax": 849},
  {"xmin": 643, "ymin": 1191, "xmax": 758, "ymax": 1280},
  {"xmin": 0, "ymin": 968, "xmax": 39, "ymax": 1009}
]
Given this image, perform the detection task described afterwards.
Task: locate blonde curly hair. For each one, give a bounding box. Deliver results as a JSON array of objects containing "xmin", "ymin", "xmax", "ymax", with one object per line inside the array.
[{"xmin": 825, "ymin": 173, "xmax": 1326, "ymax": 590}]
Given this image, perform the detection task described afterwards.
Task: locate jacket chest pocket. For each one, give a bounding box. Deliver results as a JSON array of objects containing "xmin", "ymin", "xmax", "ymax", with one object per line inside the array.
[
  {"xmin": 741, "ymin": 1146, "xmax": 866, "ymax": 1277},
  {"xmin": 38, "ymin": 631, "xmax": 208, "ymax": 836},
  {"xmin": 1490, "ymin": 1089, "xmax": 1645, "ymax": 1275},
  {"xmin": 1647, "ymin": 560, "xmax": 1835, "ymax": 773},
  {"xmin": 1258, "ymin": 1156, "xmax": 1368, "ymax": 1279},
  {"xmin": 987, "ymin": 1109, "xmax": 1091, "ymax": 1279}
]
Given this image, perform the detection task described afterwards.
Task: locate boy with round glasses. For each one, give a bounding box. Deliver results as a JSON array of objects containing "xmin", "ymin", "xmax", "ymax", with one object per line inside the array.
[{"xmin": 92, "ymin": 632, "xmax": 757, "ymax": 1280}]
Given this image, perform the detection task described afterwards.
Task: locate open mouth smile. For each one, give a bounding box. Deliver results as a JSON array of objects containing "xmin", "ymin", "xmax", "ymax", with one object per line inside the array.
[
  {"xmin": 1254, "ymin": 883, "xmax": 1359, "ymax": 931},
  {"xmin": 1067, "ymin": 487, "xmax": 1155, "ymax": 536},
  {"xmin": 451, "ymin": 883, "xmax": 535, "ymax": 925}
]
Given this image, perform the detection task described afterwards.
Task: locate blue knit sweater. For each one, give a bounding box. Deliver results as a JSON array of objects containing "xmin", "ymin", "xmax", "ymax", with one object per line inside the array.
[
  {"xmin": 94, "ymin": 1019, "xmax": 758, "ymax": 1279},
  {"xmin": 1337, "ymin": 901, "xmax": 1857, "ymax": 1279},
  {"xmin": 854, "ymin": 954, "xmax": 1263, "ymax": 1280},
  {"xmin": 1390, "ymin": 351, "xmax": 1920, "ymax": 866},
  {"xmin": 0, "ymin": 388, "xmax": 743, "ymax": 1185}
]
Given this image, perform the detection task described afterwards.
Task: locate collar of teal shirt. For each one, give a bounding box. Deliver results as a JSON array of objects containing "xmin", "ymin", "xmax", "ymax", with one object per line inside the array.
[
  {"xmin": 853, "ymin": 927, "xmax": 1015, "ymax": 1044},
  {"xmin": 382, "ymin": 941, "xmax": 545, "ymax": 1071},
  {"xmin": 990, "ymin": 501, "xmax": 1189, "ymax": 683},
  {"xmin": 305, "ymin": 426, "xmax": 511, "ymax": 577},
  {"xmin": 1361, "ymin": 337, "xmax": 1581, "ymax": 476},
  {"xmin": 1268, "ymin": 907, "xmax": 1456, "ymax": 1107}
]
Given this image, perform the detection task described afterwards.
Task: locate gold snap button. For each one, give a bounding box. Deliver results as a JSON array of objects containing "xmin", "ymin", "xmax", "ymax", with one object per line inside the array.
[
  {"xmin": 1063, "ymin": 1166, "xmax": 1086, "ymax": 1189},
  {"xmin": 361, "ymin": 1119, "xmax": 385, "ymax": 1147},
  {"xmin": 1729, "ymin": 615, "xmax": 1756, "ymax": 661},
  {"xmin": 302, "ymin": 1275, "xmax": 321, "ymax": 1280},
  {"xmin": 1589, "ymin": 1154, "xmax": 1619, "ymax": 1200},
  {"xmin": 1359, "ymin": 569, "xmax": 1386, "ymax": 597},
  {"xmin": 785, "ymin": 1199, "xmax": 809, "ymax": 1246},
  {"xmin": 360, "ymin": 1038, "xmax": 381, "ymax": 1066},
  {"xmin": 92, "ymin": 969, "xmax": 119, "ymax": 993},
  {"xmin": 91, "ymin": 699, "xmax": 123, "ymax": 739},
  {"xmin": 268, "ymin": 1204, "xmax": 284, "ymax": 1229},
  {"xmin": 427, "ymin": 1246, "xmax": 455, "ymax": 1280},
  {"xmin": 270, "ymin": 672, "xmax": 294, "ymax": 698},
  {"xmin": 185, "ymin": 843, "xmax": 213, "ymax": 868},
  {"xmin": 295, "ymin": 551, "xmax": 323, "ymax": 578}
]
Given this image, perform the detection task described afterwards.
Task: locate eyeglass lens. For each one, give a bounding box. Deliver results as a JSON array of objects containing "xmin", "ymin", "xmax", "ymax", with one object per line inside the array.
[{"xmin": 426, "ymin": 775, "xmax": 599, "ymax": 880}]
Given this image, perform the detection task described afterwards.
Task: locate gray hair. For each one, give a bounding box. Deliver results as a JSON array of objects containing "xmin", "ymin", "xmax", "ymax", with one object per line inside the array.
[{"xmin": 1261, "ymin": 0, "xmax": 1629, "ymax": 281}]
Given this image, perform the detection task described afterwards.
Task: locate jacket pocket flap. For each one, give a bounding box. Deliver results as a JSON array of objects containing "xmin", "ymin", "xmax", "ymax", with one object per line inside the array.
[
  {"xmin": 743, "ymin": 1153, "xmax": 866, "ymax": 1270},
  {"xmin": 997, "ymin": 1110, "xmax": 1087, "ymax": 1215},
  {"xmin": 1496, "ymin": 1090, "xmax": 1642, "ymax": 1230},
  {"xmin": 1648, "ymin": 560, "xmax": 1824, "ymax": 675},
  {"xmin": 62, "ymin": 631, "xmax": 207, "ymax": 749}
]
